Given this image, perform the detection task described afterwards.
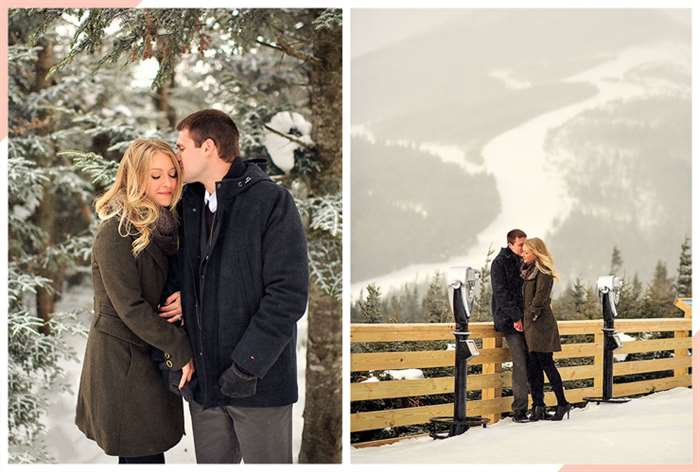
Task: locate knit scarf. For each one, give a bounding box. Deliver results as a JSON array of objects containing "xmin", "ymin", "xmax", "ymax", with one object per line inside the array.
[
  {"xmin": 151, "ymin": 207, "xmax": 178, "ymax": 256},
  {"xmin": 520, "ymin": 261, "xmax": 538, "ymax": 281}
]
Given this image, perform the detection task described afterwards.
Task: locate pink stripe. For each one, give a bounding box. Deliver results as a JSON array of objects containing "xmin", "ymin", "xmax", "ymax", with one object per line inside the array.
[
  {"xmin": 1, "ymin": 8, "xmax": 7, "ymax": 140},
  {"xmin": 561, "ymin": 331, "xmax": 697, "ymax": 471},
  {"xmin": 2, "ymin": 1, "xmax": 142, "ymax": 141}
]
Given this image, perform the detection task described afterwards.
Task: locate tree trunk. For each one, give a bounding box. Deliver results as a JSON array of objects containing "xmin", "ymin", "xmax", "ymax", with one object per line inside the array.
[
  {"xmin": 299, "ymin": 13, "xmax": 342, "ymax": 464},
  {"xmin": 154, "ymin": 73, "xmax": 177, "ymax": 129},
  {"xmin": 32, "ymin": 38, "xmax": 59, "ymax": 335},
  {"xmin": 34, "ymin": 194, "xmax": 56, "ymax": 335},
  {"xmin": 299, "ymin": 284, "xmax": 342, "ymax": 463}
]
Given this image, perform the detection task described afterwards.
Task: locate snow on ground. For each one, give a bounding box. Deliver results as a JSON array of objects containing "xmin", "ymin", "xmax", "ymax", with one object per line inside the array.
[
  {"xmin": 45, "ymin": 282, "xmax": 307, "ymax": 463},
  {"xmin": 385, "ymin": 369, "xmax": 424, "ymax": 380},
  {"xmin": 352, "ymin": 387, "xmax": 692, "ymax": 464}
]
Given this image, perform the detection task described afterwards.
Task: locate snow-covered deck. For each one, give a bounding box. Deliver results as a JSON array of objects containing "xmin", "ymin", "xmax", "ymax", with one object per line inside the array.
[{"xmin": 352, "ymin": 388, "xmax": 693, "ymax": 464}]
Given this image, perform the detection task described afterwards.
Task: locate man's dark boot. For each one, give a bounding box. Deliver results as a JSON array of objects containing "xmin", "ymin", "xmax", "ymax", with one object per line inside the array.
[
  {"xmin": 512, "ymin": 411, "xmax": 530, "ymax": 423},
  {"xmin": 529, "ymin": 405, "xmax": 552, "ymax": 422}
]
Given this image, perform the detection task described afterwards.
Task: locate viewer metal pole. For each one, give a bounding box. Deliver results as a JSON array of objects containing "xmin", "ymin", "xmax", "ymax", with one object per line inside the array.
[
  {"xmin": 430, "ymin": 267, "xmax": 488, "ymax": 439},
  {"xmin": 583, "ymin": 275, "xmax": 631, "ymax": 404}
]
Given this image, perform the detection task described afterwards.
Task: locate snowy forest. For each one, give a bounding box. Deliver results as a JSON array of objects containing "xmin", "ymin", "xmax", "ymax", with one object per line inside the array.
[{"xmin": 8, "ymin": 8, "xmax": 341, "ymax": 463}]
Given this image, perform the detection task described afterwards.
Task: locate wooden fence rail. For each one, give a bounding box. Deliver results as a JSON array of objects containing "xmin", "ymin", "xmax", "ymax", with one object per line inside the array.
[{"xmin": 351, "ymin": 299, "xmax": 692, "ymax": 443}]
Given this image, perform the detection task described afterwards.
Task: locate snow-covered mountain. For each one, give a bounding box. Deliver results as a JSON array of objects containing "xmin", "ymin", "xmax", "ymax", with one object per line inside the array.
[{"xmin": 351, "ymin": 10, "xmax": 690, "ymax": 297}]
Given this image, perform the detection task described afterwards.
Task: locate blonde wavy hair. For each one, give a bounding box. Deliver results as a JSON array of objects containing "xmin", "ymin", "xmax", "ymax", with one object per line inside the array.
[
  {"xmin": 525, "ymin": 237, "xmax": 560, "ymax": 281},
  {"xmin": 95, "ymin": 138, "xmax": 183, "ymax": 256}
]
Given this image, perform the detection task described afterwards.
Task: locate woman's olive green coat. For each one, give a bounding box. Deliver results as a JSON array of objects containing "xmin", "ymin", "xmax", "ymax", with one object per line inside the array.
[
  {"xmin": 522, "ymin": 269, "xmax": 562, "ymax": 353},
  {"xmin": 75, "ymin": 217, "xmax": 192, "ymax": 457}
]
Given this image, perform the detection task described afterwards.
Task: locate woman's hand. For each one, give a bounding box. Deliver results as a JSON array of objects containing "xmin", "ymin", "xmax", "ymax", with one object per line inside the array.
[
  {"xmin": 159, "ymin": 291, "xmax": 182, "ymax": 324},
  {"xmin": 179, "ymin": 359, "xmax": 195, "ymax": 389}
]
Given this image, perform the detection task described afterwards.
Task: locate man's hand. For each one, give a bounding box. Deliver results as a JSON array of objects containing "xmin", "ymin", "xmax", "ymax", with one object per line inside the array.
[
  {"xmin": 513, "ymin": 320, "xmax": 524, "ymax": 332},
  {"xmin": 179, "ymin": 359, "xmax": 195, "ymax": 389},
  {"xmin": 159, "ymin": 291, "xmax": 182, "ymax": 324},
  {"xmin": 219, "ymin": 363, "xmax": 257, "ymax": 398}
]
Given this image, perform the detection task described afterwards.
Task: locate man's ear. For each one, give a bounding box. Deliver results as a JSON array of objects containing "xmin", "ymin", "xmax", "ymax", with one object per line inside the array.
[{"xmin": 202, "ymin": 137, "xmax": 217, "ymax": 156}]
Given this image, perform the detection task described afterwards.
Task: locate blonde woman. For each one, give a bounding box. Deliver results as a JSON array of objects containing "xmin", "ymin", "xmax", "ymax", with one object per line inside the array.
[
  {"xmin": 75, "ymin": 139, "xmax": 195, "ymax": 463},
  {"xmin": 521, "ymin": 237, "xmax": 571, "ymax": 421}
]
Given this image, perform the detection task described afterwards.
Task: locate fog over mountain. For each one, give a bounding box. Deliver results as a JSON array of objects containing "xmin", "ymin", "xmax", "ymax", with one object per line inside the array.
[{"xmin": 351, "ymin": 9, "xmax": 690, "ymax": 298}]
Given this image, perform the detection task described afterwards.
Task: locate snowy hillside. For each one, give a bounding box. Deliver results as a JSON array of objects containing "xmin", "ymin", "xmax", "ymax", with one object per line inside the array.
[
  {"xmin": 45, "ymin": 283, "xmax": 307, "ymax": 463},
  {"xmin": 351, "ymin": 387, "xmax": 692, "ymax": 464}
]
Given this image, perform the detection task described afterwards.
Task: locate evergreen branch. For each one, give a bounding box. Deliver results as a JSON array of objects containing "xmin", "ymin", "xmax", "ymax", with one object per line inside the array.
[
  {"xmin": 59, "ymin": 150, "xmax": 118, "ymax": 187},
  {"xmin": 264, "ymin": 124, "xmax": 311, "ymax": 148}
]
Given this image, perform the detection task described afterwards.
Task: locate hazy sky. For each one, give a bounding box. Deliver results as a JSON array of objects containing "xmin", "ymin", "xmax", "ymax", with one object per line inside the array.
[{"xmin": 351, "ymin": 9, "xmax": 472, "ymax": 58}]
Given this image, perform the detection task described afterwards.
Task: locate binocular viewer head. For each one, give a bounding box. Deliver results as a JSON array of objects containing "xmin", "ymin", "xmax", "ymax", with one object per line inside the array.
[
  {"xmin": 597, "ymin": 275, "xmax": 624, "ymax": 317},
  {"xmin": 447, "ymin": 266, "xmax": 480, "ymax": 290},
  {"xmin": 446, "ymin": 266, "xmax": 481, "ymax": 321},
  {"xmin": 597, "ymin": 275, "xmax": 624, "ymax": 294}
]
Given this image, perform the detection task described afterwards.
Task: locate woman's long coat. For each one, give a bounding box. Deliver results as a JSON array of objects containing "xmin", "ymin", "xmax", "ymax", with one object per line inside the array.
[
  {"xmin": 522, "ymin": 269, "xmax": 562, "ymax": 353},
  {"xmin": 75, "ymin": 217, "xmax": 192, "ymax": 457}
]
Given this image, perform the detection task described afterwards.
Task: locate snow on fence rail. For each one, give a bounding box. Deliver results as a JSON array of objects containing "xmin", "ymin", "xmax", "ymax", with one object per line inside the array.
[{"xmin": 350, "ymin": 300, "xmax": 692, "ymax": 445}]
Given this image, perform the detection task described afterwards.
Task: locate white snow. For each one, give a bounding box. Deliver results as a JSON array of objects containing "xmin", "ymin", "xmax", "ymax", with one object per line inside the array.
[
  {"xmin": 489, "ymin": 68, "xmax": 533, "ymax": 90},
  {"xmin": 44, "ymin": 282, "xmax": 307, "ymax": 463},
  {"xmin": 352, "ymin": 387, "xmax": 693, "ymax": 464},
  {"xmin": 264, "ymin": 111, "xmax": 314, "ymax": 173},
  {"xmin": 384, "ymin": 369, "xmax": 425, "ymax": 380},
  {"xmin": 613, "ymin": 332, "xmax": 637, "ymax": 362}
]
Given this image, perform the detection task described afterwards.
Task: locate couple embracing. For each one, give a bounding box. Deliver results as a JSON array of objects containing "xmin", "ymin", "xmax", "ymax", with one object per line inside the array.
[
  {"xmin": 75, "ymin": 110, "xmax": 309, "ymax": 463},
  {"xmin": 491, "ymin": 229, "xmax": 572, "ymax": 423}
]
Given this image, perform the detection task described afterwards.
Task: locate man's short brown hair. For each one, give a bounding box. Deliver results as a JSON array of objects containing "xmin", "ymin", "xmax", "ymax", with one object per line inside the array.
[
  {"xmin": 507, "ymin": 229, "xmax": 527, "ymax": 244},
  {"xmin": 176, "ymin": 109, "xmax": 240, "ymax": 162}
]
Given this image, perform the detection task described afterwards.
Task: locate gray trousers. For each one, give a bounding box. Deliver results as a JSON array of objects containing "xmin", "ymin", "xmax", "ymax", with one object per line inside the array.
[
  {"xmin": 188, "ymin": 401, "xmax": 293, "ymax": 464},
  {"xmin": 504, "ymin": 332, "xmax": 530, "ymax": 414}
]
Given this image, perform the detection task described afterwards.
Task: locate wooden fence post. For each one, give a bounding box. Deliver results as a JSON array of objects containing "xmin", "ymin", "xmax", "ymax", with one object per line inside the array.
[
  {"xmin": 481, "ymin": 334, "xmax": 503, "ymax": 424},
  {"xmin": 593, "ymin": 330, "xmax": 604, "ymax": 398},
  {"xmin": 673, "ymin": 299, "xmax": 692, "ymax": 383}
]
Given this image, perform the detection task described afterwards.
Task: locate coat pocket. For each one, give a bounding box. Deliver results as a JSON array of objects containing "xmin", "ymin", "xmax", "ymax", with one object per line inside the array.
[
  {"xmin": 235, "ymin": 251, "xmax": 256, "ymax": 312},
  {"xmin": 95, "ymin": 314, "xmax": 148, "ymax": 348}
]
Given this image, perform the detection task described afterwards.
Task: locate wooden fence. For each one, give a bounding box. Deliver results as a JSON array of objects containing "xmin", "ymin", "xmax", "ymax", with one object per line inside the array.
[{"xmin": 350, "ymin": 299, "xmax": 692, "ymax": 446}]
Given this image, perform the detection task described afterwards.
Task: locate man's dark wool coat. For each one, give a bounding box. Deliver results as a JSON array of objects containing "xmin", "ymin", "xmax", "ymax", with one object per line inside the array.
[
  {"xmin": 490, "ymin": 247, "xmax": 524, "ymax": 334},
  {"xmin": 75, "ymin": 217, "xmax": 192, "ymax": 457},
  {"xmin": 175, "ymin": 157, "xmax": 309, "ymax": 409},
  {"xmin": 523, "ymin": 269, "xmax": 562, "ymax": 353}
]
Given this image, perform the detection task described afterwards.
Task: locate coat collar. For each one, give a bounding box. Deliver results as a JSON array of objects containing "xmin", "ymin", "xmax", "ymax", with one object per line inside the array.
[
  {"xmin": 499, "ymin": 246, "xmax": 521, "ymax": 261},
  {"xmin": 180, "ymin": 158, "xmax": 272, "ymax": 270},
  {"xmin": 182, "ymin": 157, "xmax": 271, "ymax": 204}
]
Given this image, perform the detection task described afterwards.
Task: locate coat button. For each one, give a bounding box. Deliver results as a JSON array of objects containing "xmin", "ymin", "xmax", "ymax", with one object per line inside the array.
[
  {"xmin": 165, "ymin": 360, "xmax": 173, "ymax": 368},
  {"xmin": 164, "ymin": 353, "xmax": 171, "ymax": 360}
]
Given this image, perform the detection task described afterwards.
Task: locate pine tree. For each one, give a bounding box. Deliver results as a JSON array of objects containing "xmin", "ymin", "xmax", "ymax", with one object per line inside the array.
[
  {"xmin": 471, "ymin": 247, "xmax": 495, "ymax": 321},
  {"xmin": 609, "ymin": 246, "xmax": 623, "ymax": 276},
  {"xmin": 422, "ymin": 272, "xmax": 450, "ymax": 323},
  {"xmin": 358, "ymin": 284, "xmax": 384, "ymax": 323},
  {"xmin": 618, "ymin": 273, "xmax": 643, "ymax": 318},
  {"xmin": 676, "ymin": 236, "xmax": 692, "ymax": 298},
  {"xmin": 553, "ymin": 276, "xmax": 591, "ymax": 320},
  {"xmin": 641, "ymin": 261, "xmax": 676, "ymax": 318}
]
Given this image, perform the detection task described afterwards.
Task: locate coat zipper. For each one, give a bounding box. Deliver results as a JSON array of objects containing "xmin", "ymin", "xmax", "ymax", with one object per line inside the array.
[{"xmin": 196, "ymin": 208, "xmax": 218, "ymax": 404}]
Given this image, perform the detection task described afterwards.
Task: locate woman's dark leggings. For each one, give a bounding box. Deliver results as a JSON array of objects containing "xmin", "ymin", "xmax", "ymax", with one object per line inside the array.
[
  {"xmin": 118, "ymin": 453, "xmax": 165, "ymax": 464},
  {"xmin": 527, "ymin": 351, "xmax": 568, "ymax": 407}
]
